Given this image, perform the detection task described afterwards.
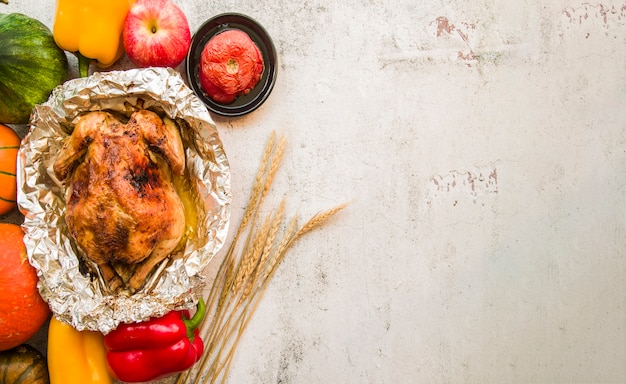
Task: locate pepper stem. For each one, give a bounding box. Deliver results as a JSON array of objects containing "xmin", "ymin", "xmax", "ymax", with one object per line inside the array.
[
  {"xmin": 183, "ymin": 297, "xmax": 206, "ymax": 340},
  {"xmin": 75, "ymin": 52, "xmax": 91, "ymax": 78}
]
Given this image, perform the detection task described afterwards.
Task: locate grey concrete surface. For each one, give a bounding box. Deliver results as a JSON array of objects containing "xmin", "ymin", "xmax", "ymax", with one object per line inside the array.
[{"xmin": 1, "ymin": 0, "xmax": 625, "ymax": 383}]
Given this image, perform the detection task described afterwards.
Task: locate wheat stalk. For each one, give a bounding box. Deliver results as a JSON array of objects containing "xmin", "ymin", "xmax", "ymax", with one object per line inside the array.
[
  {"xmin": 237, "ymin": 132, "xmax": 275, "ymax": 232},
  {"xmin": 253, "ymin": 200, "xmax": 288, "ymax": 284},
  {"xmin": 232, "ymin": 212, "xmax": 271, "ymax": 293},
  {"xmin": 260, "ymin": 135, "xmax": 286, "ymax": 200},
  {"xmin": 177, "ymin": 132, "xmax": 347, "ymax": 384},
  {"xmin": 296, "ymin": 203, "xmax": 349, "ymax": 239}
]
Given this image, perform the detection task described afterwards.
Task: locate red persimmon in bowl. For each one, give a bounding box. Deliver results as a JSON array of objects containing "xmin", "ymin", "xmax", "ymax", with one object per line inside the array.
[{"xmin": 199, "ymin": 29, "xmax": 264, "ymax": 104}]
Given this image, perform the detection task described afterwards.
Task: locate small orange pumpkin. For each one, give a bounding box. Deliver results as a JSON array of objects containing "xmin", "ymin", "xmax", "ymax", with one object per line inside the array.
[
  {"xmin": 0, "ymin": 124, "xmax": 20, "ymax": 215},
  {"xmin": 0, "ymin": 223, "xmax": 50, "ymax": 351}
]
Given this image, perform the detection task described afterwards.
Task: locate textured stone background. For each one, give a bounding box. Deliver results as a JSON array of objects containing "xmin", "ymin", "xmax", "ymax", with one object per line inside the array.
[{"xmin": 2, "ymin": 0, "xmax": 625, "ymax": 383}]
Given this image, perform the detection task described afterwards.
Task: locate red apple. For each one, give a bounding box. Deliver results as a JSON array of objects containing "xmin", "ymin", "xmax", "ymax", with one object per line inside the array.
[{"xmin": 123, "ymin": 0, "xmax": 191, "ymax": 68}]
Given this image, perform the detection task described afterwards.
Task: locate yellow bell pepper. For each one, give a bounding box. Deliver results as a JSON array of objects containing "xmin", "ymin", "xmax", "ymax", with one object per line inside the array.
[
  {"xmin": 53, "ymin": 0, "xmax": 133, "ymax": 77},
  {"xmin": 48, "ymin": 317, "xmax": 113, "ymax": 384}
]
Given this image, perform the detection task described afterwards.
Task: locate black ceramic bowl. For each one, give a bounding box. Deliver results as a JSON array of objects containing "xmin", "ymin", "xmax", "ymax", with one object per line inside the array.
[{"xmin": 186, "ymin": 13, "xmax": 278, "ymax": 117}]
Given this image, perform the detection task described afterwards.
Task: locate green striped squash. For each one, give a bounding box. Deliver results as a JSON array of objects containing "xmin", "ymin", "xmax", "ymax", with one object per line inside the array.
[{"xmin": 0, "ymin": 13, "xmax": 68, "ymax": 124}]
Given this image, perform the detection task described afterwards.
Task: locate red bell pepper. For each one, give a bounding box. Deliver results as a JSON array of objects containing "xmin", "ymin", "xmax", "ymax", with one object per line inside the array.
[{"xmin": 103, "ymin": 298, "xmax": 205, "ymax": 383}]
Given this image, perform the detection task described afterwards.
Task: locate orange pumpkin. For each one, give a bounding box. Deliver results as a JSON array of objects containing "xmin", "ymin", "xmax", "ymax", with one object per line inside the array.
[
  {"xmin": 0, "ymin": 124, "xmax": 20, "ymax": 215},
  {"xmin": 0, "ymin": 223, "xmax": 50, "ymax": 351}
]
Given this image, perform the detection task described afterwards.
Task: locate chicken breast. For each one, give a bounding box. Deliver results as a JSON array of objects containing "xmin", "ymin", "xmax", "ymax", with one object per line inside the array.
[{"xmin": 53, "ymin": 110, "xmax": 186, "ymax": 293}]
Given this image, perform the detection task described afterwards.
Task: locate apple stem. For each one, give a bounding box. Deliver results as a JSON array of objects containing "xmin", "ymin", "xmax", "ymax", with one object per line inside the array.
[{"xmin": 75, "ymin": 52, "xmax": 92, "ymax": 78}]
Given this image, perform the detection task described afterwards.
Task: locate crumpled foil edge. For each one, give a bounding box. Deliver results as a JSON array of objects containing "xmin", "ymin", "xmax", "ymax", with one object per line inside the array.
[{"xmin": 17, "ymin": 68, "xmax": 231, "ymax": 333}]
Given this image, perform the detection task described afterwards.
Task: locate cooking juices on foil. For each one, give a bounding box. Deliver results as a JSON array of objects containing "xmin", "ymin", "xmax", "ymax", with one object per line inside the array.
[{"xmin": 17, "ymin": 68, "xmax": 231, "ymax": 333}]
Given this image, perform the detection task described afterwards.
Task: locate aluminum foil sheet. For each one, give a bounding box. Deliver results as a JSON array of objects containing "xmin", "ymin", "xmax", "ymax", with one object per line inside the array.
[{"xmin": 17, "ymin": 67, "xmax": 231, "ymax": 333}]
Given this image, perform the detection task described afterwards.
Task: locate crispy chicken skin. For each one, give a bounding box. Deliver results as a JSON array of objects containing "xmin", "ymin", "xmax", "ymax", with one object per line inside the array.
[{"xmin": 53, "ymin": 110, "xmax": 186, "ymax": 293}]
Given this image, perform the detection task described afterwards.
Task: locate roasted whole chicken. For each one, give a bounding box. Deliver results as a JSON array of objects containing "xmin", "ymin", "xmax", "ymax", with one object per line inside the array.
[{"xmin": 53, "ymin": 110, "xmax": 186, "ymax": 293}]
